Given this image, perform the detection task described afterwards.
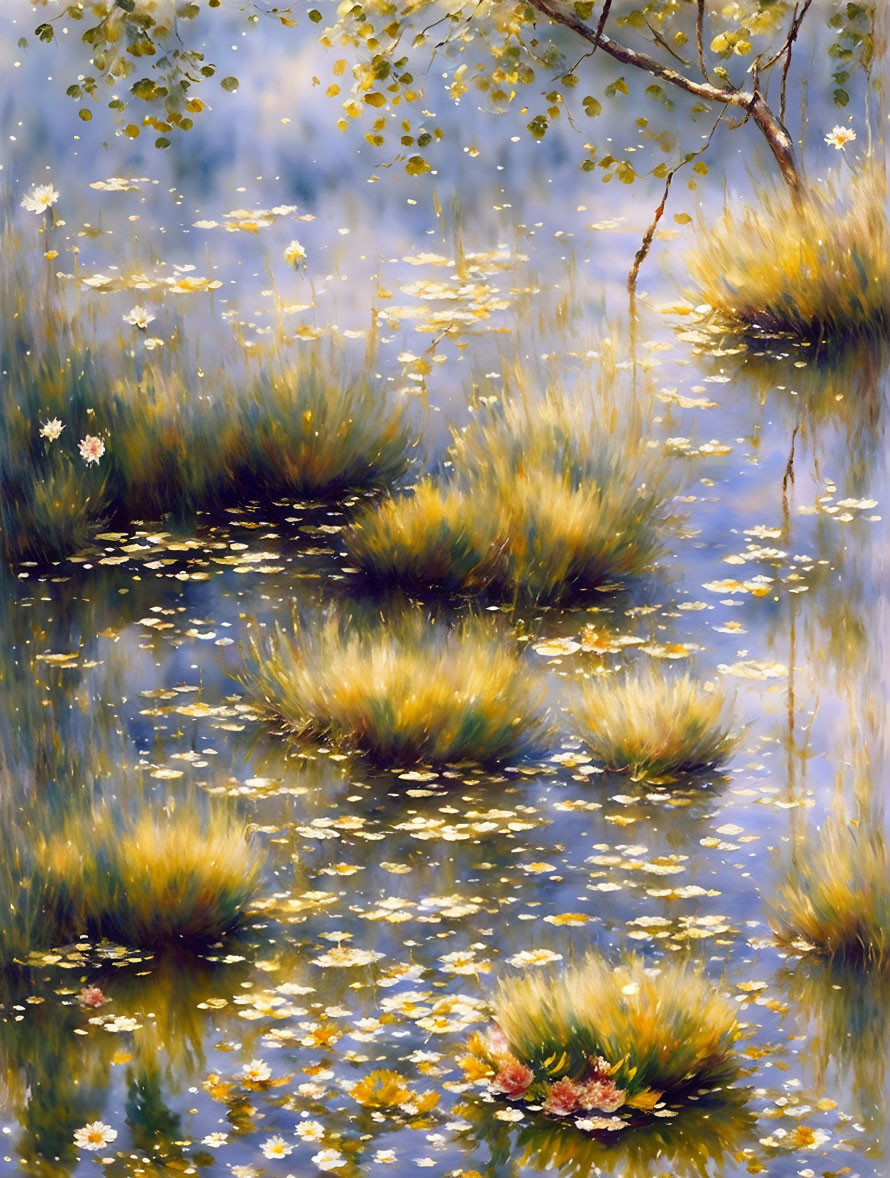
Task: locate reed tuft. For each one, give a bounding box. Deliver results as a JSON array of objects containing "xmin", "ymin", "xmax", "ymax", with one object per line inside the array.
[
  {"xmin": 463, "ymin": 954, "xmax": 740, "ymax": 1116},
  {"xmin": 688, "ymin": 172, "xmax": 890, "ymax": 346},
  {"xmin": 346, "ymin": 390, "xmax": 670, "ymax": 603},
  {"xmin": 244, "ymin": 612, "xmax": 551, "ymax": 766},
  {"xmin": 772, "ymin": 820, "xmax": 890, "ymax": 967},
  {"xmin": 38, "ymin": 805, "xmax": 262, "ymax": 948},
  {"xmin": 571, "ymin": 667, "xmax": 737, "ymax": 779}
]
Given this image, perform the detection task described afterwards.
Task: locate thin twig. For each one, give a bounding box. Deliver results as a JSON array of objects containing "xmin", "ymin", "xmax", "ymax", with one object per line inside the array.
[
  {"xmin": 590, "ymin": 0, "xmax": 613, "ymax": 55},
  {"xmin": 627, "ymin": 107, "xmax": 725, "ymax": 297},
  {"xmin": 696, "ymin": 0, "xmax": 707, "ymax": 78},
  {"xmin": 645, "ymin": 20, "xmax": 691, "ymax": 67}
]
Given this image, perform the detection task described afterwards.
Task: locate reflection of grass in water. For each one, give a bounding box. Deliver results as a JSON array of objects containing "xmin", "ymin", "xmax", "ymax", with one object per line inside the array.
[
  {"xmin": 0, "ymin": 948, "xmax": 253, "ymax": 1165},
  {"xmin": 771, "ymin": 819, "xmax": 890, "ymax": 966},
  {"xmin": 37, "ymin": 803, "xmax": 262, "ymax": 949},
  {"xmin": 458, "ymin": 1087, "xmax": 755, "ymax": 1178},
  {"xmin": 469, "ymin": 954, "xmax": 740, "ymax": 1104},
  {"xmin": 346, "ymin": 389, "xmax": 672, "ymax": 603},
  {"xmin": 570, "ymin": 667, "xmax": 737, "ymax": 781},
  {"xmin": 784, "ymin": 957, "xmax": 889, "ymax": 1126},
  {"xmin": 687, "ymin": 170, "xmax": 890, "ymax": 346},
  {"xmin": 245, "ymin": 610, "xmax": 552, "ymax": 766}
]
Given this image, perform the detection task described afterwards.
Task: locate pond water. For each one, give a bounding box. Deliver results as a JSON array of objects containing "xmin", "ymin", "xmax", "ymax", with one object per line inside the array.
[{"xmin": 0, "ymin": 3, "xmax": 888, "ymax": 1177}]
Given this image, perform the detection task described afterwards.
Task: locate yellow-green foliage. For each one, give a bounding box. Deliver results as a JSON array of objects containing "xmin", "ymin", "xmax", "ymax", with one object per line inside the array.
[
  {"xmin": 39, "ymin": 806, "xmax": 262, "ymax": 948},
  {"xmin": 688, "ymin": 173, "xmax": 890, "ymax": 344},
  {"xmin": 773, "ymin": 820, "xmax": 890, "ymax": 965},
  {"xmin": 343, "ymin": 480, "xmax": 504, "ymax": 591},
  {"xmin": 483, "ymin": 954, "xmax": 740, "ymax": 1101},
  {"xmin": 346, "ymin": 390, "xmax": 670, "ymax": 602},
  {"xmin": 571, "ymin": 667, "xmax": 737, "ymax": 779},
  {"xmin": 245, "ymin": 612, "xmax": 551, "ymax": 766}
]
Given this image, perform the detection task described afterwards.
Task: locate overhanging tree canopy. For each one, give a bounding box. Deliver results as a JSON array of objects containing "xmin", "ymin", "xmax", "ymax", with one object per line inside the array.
[{"xmin": 31, "ymin": 0, "xmax": 877, "ymax": 193}]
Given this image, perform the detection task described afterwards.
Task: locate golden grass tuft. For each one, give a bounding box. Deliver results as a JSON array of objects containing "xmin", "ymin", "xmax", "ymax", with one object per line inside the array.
[
  {"xmin": 688, "ymin": 171, "xmax": 890, "ymax": 345},
  {"xmin": 346, "ymin": 390, "xmax": 670, "ymax": 602},
  {"xmin": 571, "ymin": 667, "xmax": 737, "ymax": 779},
  {"xmin": 244, "ymin": 612, "xmax": 551, "ymax": 766},
  {"xmin": 772, "ymin": 820, "xmax": 890, "ymax": 966},
  {"xmin": 465, "ymin": 954, "xmax": 740, "ymax": 1111},
  {"xmin": 38, "ymin": 805, "xmax": 262, "ymax": 948},
  {"xmin": 343, "ymin": 480, "xmax": 504, "ymax": 591}
]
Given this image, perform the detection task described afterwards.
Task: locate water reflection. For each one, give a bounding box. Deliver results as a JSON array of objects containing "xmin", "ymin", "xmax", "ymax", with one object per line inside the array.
[{"xmin": 457, "ymin": 1088, "xmax": 756, "ymax": 1178}]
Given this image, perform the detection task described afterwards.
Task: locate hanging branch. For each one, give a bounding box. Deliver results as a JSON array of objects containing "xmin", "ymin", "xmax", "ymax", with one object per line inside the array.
[{"xmin": 525, "ymin": 0, "xmax": 803, "ymax": 193}]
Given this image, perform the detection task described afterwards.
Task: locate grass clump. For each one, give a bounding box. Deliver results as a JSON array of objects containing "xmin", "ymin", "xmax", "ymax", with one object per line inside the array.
[
  {"xmin": 38, "ymin": 805, "xmax": 262, "ymax": 949},
  {"xmin": 688, "ymin": 172, "xmax": 890, "ymax": 346},
  {"xmin": 571, "ymin": 667, "xmax": 737, "ymax": 780},
  {"xmin": 462, "ymin": 954, "xmax": 740, "ymax": 1116},
  {"xmin": 345, "ymin": 390, "xmax": 670, "ymax": 603},
  {"xmin": 772, "ymin": 820, "xmax": 890, "ymax": 966},
  {"xmin": 244, "ymin": 612, "xmax": 551, "ymax": 766},
  {"xmin": 343, "ymin": 480, "xmax": 504, "ymax": 591}
]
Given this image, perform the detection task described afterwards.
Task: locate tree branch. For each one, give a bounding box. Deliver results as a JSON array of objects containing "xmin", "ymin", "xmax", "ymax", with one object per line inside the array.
[
  {"xmin": 526, "ymin": 0, "xmax": 744, "ymax": 107},
  {"xmin": 525, "ymin": 0, "xmax": 802, "ymax": 194}
]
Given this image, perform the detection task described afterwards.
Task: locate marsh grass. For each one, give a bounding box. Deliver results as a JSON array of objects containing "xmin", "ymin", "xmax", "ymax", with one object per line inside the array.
[
  {"xmin": 688, "ymin": 171, "xmax": 890, "ymax": 346},
  {"xmin": 0, "ymin": 220, "xmax": 416, "ymax": 560},
  {"xmin": 465, "ymin": 954, "xmax": 740, "ymax": 1111},
  {"xmin": 772, "ymin": 820, "xmax": 890, "ymax": 966},
  {"xmin": 244, "ymin": 612, "xmax": 551, "ymax": 766},
  {"xmin": 38, "ymin": 804, "xmax": 262, "ymax": 948},
  {"xmin": 346, "ymin": 389, "xmax": 671, "ymax": 603},
  {"xmin": 343, "ymin": 480, "xmax": 504, "ymax": 592},
  {"xmin": 571, "ymin": 667, "xmax": 737, "ymax": 780}
]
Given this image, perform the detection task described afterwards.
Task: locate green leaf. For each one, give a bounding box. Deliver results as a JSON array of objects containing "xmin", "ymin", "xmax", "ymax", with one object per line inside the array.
[
  {"xmin": 834, "ymin": 87, "xmax": 850, "ymax": 106},
  {"xmin": 308, "ymin": 8, "xmax": 323, "ymax": 22},
  {"xmin": 527, "ymin": 114, "xmax": 548, "ymax": 140},
  {"xmin": 605, "ymin": 77, "xmax": 629, "ymax": 98},
  {"xmin": 582, "ymin": 96, "xmax": 602, "ymax": 117},
  {"xmin": 220, "ymin": 76, "xmax": 239, "ymax": 92},
  {"xmin": 573, "ymin": 1, "xmax": 595, "ymax": 18}
]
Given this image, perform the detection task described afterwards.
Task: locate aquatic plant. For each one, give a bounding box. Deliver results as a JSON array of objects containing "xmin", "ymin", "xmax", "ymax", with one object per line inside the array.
[
  {"xmin": 343, "ymin": 480, "xmax": 504, "ymax": 592},
  {"xmin": 39, "ymin": 805, "xmax": 262, "ymax": 948},
  {"xmin": 244, "ymin": 612, "xmax": 551, "ymax": 766},
  {"xmin": 571, "ymin": 667, "xmax": 737, "ymax": 779},
  {"xmin": 688, "ymin": 172, "xmax": 890, "ymax": 346},
  {"xmin": 462, "ymin": 954, "xmax": 740, "ymax": 1115},
  {"xmin": 772, "ymin": 820, "xmax": 890, "ymax": 966},
  {"xmin": 347, "ymin": 391, "xmax": 670, "ymax": 603}
]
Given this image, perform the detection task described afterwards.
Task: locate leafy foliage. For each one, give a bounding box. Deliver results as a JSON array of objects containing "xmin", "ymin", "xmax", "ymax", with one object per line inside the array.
[{"xmin": 31, "ymin": 1, "xmax": 878, "ymax": 188}]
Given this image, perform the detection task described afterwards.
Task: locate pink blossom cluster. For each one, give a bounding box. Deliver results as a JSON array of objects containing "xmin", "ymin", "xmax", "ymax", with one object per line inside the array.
[{"xmin": 481, "ymin": 1025, "xmax": 626, "ymax": 1118}]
